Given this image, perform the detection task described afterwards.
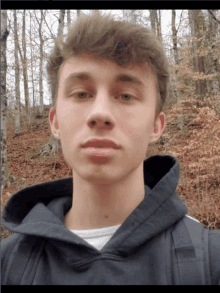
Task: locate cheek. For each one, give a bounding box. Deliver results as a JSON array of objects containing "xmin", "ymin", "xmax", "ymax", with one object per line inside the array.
[
  {"xmin": 117, "ymin": 113, "xmax": 140, "ymax": 136},
  {"xmin": 119, "ymin": 122, "xmax": 135, "ymax": 136},
  {"xmin": 57, "ymin": 104, "xmax": 79, "ymax": 130},
  {"xmin": 118, "ymin": 113, "xmax": 150, "ymax": 137},
  {"xmin": 57, "ymin": 103, "xmax": 74, "ymax": 118}
]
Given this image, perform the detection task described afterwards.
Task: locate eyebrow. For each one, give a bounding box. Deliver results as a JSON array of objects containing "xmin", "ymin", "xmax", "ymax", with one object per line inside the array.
[{"xmin": 63, "ymin": 71, "xmax": 145, "ymax": 90}]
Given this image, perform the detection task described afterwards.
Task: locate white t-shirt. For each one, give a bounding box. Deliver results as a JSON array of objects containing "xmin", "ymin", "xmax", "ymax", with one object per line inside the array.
[
  {"xmin": 70, "ymin": 224, "xmax": 121, "ymax": 251},
  {"xmin": 69, "ymin": 215, "xmax": 199, "ymax": 251}
]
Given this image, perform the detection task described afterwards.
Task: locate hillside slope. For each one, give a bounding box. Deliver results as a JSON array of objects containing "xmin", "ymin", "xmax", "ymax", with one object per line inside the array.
[{"xmin": 1, "ymin": 99, "xmax": 220, "ymax": 240}]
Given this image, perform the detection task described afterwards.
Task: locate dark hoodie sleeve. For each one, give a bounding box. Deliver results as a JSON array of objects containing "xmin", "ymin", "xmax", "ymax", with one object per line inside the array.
[{"xmin": 209, "ymin": 230, "xmax": 220, "ymax": 285}]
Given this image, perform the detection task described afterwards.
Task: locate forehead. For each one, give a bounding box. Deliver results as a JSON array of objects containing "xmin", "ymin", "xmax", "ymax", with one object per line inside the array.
[{"xmin": 58, "ymin": 52, "xmax": 157, "ymax": 92}]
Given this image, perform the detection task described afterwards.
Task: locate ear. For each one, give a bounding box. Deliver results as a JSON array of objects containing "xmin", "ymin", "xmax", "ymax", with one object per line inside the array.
[
  {"xmin": 149, "ymin": 112, "xmax": 166, "ymax": 144},
  {"xmin": 49, "ymin": 108, "xmax": 61, "ymax": 140}
]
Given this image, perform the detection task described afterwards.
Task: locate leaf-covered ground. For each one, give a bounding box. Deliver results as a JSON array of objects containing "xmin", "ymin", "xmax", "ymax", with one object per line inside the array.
[{"xmin": 1, "ymin": 98, "xmax": 220, "ymax": 240}]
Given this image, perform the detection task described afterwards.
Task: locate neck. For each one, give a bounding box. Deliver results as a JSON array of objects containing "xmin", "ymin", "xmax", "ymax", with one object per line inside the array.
[{"xmin": 64, "ymin": 163, "xmax": 145, "ymax": 230}]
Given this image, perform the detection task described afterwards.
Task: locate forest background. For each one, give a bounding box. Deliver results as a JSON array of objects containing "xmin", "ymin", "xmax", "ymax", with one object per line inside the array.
[{"xmin": 1, "ymin": 9, "xmax": 220, "ymax": 240}]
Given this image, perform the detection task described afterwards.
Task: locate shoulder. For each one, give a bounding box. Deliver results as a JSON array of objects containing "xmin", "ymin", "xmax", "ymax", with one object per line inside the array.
[
  {"xmin": 178, "ymin": 216, "xmax": 220, "ymax": 284},
  {"xmin": 208, "ymin": 229, "xmax": 220, "ymax": 285},
  {"xmin": 1, "ymin": 233, "xmax": 23, "ymax": 261},
  {"xmin": 1, "ymin": 233, "xmax": 23, "ymax": 255},
  {"xmin": 1, "ymin": 234, "xmax": 22, "ymax": 284},
  {"xmin": 1, "ymin": 233, "xmax": 37, "ymax": 284},
  {"xmin": 1, "ymin": 233, "xmax": 24, "ymax": 277}
]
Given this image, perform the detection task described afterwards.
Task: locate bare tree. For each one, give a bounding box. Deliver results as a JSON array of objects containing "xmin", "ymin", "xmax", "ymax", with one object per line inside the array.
[
  {"xmin": 156, "ymin": 10, "xmax": 162, "ymax": 43},
  {"xmin": 208, "ymin": 9, "xmax": 220, "ymax": 25},
  {"xmin": 29, "ymin": 11, "xmax": 36, "ymax": 109},
  {"xmin": 207, "ymin": 10, "xmax": 219, "ymax": 98},
  {"xmin": 1, "ymin": 10, "xmax": 12, "ymax": 190},
  {"xmin": 14, "ymin": 10, "xmax": 31, "ymax": 125},
  {"xmin": 21, "ymin": 10, "xmax": 30, "ymax": 116},
  {"xmin": 46, "ymin": 10, "xmax": 65, "ymax": 155},
  {"xmin": 34, "ymin": 10, "xmax": 44, "ymax": 114},
  {"xmin": 57, "ymin": 10, "xmax": 65, "ymax": 37},
  {"xmin": 130, "ymin": 10, "xmax": 138, "ymax": 23},
  {"xmin": 13, "ymin": 10, "xmax": 22, "ymax": 137},
  {"xmin": 39, "ymin": 11, "xmax": 44, "ymax": 114},
  {"xmin": 171, "ymin": 10, "xmax": 184, "ymax": 130},
  {"xmin": 172, "ymin": 10, "xmax": 179, "ymax": 66},
  {"xmin": 35, "ymin": 10, "xmax": 66, "ymax": 157},
  {"xmin": 122, "ymin": 10, "xmax": 143, "ymax": 25},
  {"xmin": 149, "ymin": 10, "xmax": 162, "ymax": 42},
  {"xmin": 188, "ymin": 10, "xmax": 207, "ymax": 100},
  {"xmin": 149, "ymin": 10, "xmax": 156, "ymax": 33},
  {"xmin": 67, "ymin": 10, "xmax": 71, "ymax": 31}
]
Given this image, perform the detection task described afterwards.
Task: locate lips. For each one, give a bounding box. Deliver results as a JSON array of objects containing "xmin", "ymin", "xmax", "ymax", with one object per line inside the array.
[{"xmin": 82, "ymin": 139, "xmax": 120, "ymax": 149}]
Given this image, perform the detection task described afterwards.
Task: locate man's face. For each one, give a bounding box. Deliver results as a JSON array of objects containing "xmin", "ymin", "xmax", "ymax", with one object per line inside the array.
[{"xmin": 49, "ymin": 52, "xmax": 165, "ymax": 185}]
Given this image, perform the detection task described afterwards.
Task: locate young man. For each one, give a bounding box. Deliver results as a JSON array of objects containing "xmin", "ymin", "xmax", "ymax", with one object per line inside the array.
[{"xmin": 1, "ymin": 12, "xmax": 220, "ymax": 285}]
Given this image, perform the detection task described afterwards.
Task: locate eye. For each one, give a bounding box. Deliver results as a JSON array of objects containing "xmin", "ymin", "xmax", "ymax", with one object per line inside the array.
[
  {"xmin": 72, "ymin": 92, "xmax": 93, "ymax": 99},
  {"xmin": 118, "ymin": 94, "xmax": 134, "ymax": 101},
  {"xmin": 70, "ymin": 91, "xmax": 135, "ymax": 101}
]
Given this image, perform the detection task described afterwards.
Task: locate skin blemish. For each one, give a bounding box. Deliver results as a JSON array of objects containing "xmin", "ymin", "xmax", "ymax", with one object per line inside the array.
[{"xmin": 104, "ymin": 215, "xmax": 109, "ymax": 219}]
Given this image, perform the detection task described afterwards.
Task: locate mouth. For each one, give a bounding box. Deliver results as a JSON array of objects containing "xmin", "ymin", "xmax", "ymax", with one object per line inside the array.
[
  {"xmin": 81, "ymin": 146, "xmax": 119, "ymax": 162},
  {"xmin": 82, "ymin": 139, "xmax": 120, "ymax": 149},
  {"xmin": 81, "ymin": 139, "xmax": 121, "ymax": 163}
]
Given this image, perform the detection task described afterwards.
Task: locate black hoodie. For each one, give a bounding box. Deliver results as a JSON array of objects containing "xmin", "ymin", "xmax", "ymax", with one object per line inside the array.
[{"xmin": 1, "ymin": 155, "xmax": 220, "ymax": 285}]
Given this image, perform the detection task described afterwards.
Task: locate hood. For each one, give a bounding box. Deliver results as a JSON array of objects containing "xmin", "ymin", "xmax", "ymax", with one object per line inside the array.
[{"xmin": 2, "ymin": 155, "xmax": 188, "ymax": 255}]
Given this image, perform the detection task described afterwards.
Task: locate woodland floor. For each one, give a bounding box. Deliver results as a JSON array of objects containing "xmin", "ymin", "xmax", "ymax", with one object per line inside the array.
[{"xmin": 1, "ymin": 97, "xmax": 220, "ymax": 240}]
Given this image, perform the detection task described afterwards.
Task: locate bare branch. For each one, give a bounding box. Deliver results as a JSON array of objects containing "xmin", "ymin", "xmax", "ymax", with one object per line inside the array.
[
  {"xmin": 42, "ymin": 10, "xmax": 55, "ymax": 40},
  {"xmin": 176, "ymin": 10, "xmax": 183, "ymax": 33},
  {"xmin": 33, "ymin": 10, "xmax": 40, "ymax": 26},
  {"xmin": 208, "ymin": 10, "xmax": 220, "ymax": 25}
]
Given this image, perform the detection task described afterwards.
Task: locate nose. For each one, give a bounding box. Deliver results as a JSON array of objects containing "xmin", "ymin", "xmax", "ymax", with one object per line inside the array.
[
  {"xmin": 86, "ymin": 92, "xmax": 115, "ymax": 130},
  {"xmin": 88, "ymin": 117, "xmax": 113, "ymax": 130},
  {"xmin": 90, "ymin": 120, "xmax": 111, "ymax": 126}
]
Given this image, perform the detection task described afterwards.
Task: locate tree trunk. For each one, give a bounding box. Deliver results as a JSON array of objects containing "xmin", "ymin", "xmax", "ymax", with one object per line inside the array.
[
  {"xmin": 67, "ymin": 10, "xmax": 71, "ymax": 31},
  {"xmin": 22, "ymin": 10, "xmax": 30, "ymax": 117},
  {"xmin": 37, "ymin": 10, "xmax": 66, "ymax": 157},
  {"xmin": 122, "ymin": 10, "xmax": 127, "ymax": 21},
  {"xmin": 39, "ymin": 10, "xmax": 44, "ymax": 114},
  {"xmin": 13, "ymin": 10, "xmax": 22, "ymax": 137},
  {"xmin": 188, "ymin": 10, "xmax": 207, "ymax": 100},
  {"xmin": 149, "ymin": 10, "xmax": 162, "ymax": 42},
  {"xmin": 171, "ymin": 10, "xmax": 179, "ymax": 97},
  {"xmin": 172, "ymin": 10, "xmax": 183, "ymax": 129},
  {"xmin": 1, "ymin": 10, "xmax": 11, "ymax": 190},
  {"xmin": 172, "ymin": 10, "xmax": 179, "ymax": 65},
  {"xmin": 208, "ymin": 10, "xmax": 219, "ymax": 98},
  {"xmin": 149, "ymin": 10, "xmax": 157, "ymax": 35},
  {"xmin": 29, "ymin": 11, "xmax": 36, "ymax": 109},
  {"xmin": 130, "ymin": 10, "xmax": 138, "ymax": 23},
  {"xmin": 156, "ymin": 10, "xmax": 162, "ymax": 43},
  {"xmin": 77, "ymin": 10, "xmax": 81, "ymax": 18},
  {"xmin": 57, "ymin": 10, "xmax": 65, "ymax": 37}
]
